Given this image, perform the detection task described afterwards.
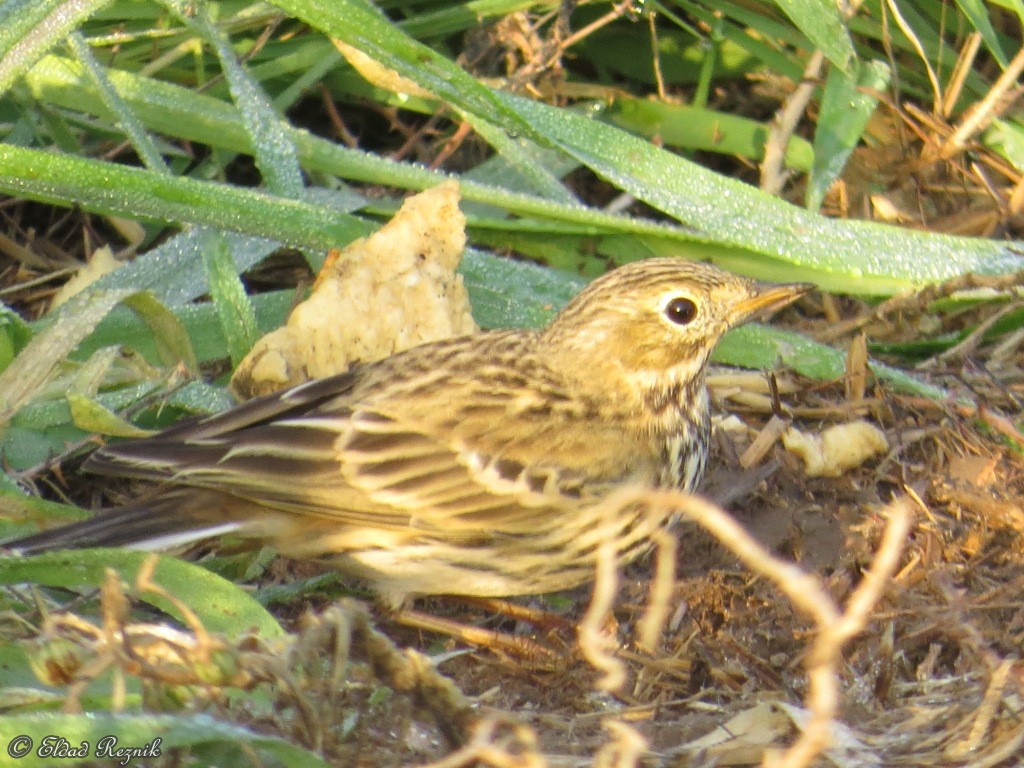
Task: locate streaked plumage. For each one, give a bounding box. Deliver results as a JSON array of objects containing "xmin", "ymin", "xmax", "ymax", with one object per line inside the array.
[{"xmin": 6, "ymin": 259, "xmax": 809, "ymax": 604}]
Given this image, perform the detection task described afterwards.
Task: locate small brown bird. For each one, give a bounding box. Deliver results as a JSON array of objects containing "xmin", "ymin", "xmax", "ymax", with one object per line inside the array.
[{"xmin": 7, "ymin": 259, "xmax": 809, "ymax": 604}]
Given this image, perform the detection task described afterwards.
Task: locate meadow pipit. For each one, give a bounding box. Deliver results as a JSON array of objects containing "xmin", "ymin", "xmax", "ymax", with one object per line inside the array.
[{"xmin": 7, "ymin": 259, "xmax": 810, "ymax": 604}]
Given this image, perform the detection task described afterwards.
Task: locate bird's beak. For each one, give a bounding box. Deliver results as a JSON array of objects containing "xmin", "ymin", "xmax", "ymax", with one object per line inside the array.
[{"xmin": 730, "ymin": 281, "xmax": 813, "ymax": 324}]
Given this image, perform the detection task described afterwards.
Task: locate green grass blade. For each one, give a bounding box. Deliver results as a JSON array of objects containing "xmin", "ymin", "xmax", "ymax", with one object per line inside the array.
[
  {"xmin": 605, "ymin": 97, "xmax": 814, "ymax": 170},
  {"xmin": 0, "ymin": 713, "xmax": 331, "ymax": 768},
  {"xmin": 953, "ymin": 0, "xmax": 1009, "ymax": 66},
  {"xmin": 68, "ymin": 31, "xmax": 169, "ymax": 173},
  {"xmin": 502, "ymin": 91, "xmax": 1023, "ymax": 288},
  {"xmin": 121, "ymin": 291, "xmax": 199, "ymax": 372},
  {"xmin": 0, "ymin": 550, "xmax": 283, "ymax": 637},
  {"xmin": 201, "ymin": 230, "xmax": 259, "ymax": 366},
  {"xmin": 0, "ymin": 143, "xmax": 373, "ymax": 249},
  {"xmin": 772, "ymin": 0, "xmax": 855, "ymax": 70},
  {"xmin": 0, "ymin": 289, "xmax": 132, "ymax": 425},
  {"xmin": 275, "ymin": 0, "xmax": 1024, "ymax": 292},
  {"xmin": 68, "ymin": 393, "xmax": 155, "ymax": 436},
  {"xmin": 805, "ymin": 58, "xmax": 890, "ymax": 210},
  {"xmin": 23, "ymin": 56, "xmax": 721, "ymax": 250},
  {"xmin": 0, "ymin": 0, "xmax": 112, "ymax": 96},
  {"xmin": 163, "ymin": 0, "xmax": 304, "ymax": 196}
]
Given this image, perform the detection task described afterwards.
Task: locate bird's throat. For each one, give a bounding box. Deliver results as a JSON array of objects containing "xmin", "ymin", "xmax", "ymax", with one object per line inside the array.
[{"xmin": 635, "ymin": 369, "xmax": 712, "ymax": 490}]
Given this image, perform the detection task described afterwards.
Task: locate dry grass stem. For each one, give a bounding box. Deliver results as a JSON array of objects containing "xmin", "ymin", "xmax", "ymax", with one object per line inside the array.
[
  {"xmin": 395, "ymin": 608, "xmax": 558, "ymax": 662},
  {"xmin": 26, "ymin": 575, "xmax": 476, "ymax": 757},
  {"xmin": 134, "ymin": 554, "xmax": 212, "ymax": 655},
  {"xmin": 941, "ymin": 32, "xmax": 982, "ymax": 118},
  {"xmin": 941, "ymin": 45, "xmax": 1024, "ymax": 158},
  {"xmin": 740, "ymin": 414, "xmax": 789, "ymax": 468},
  {"xmin": 831, "ymin": 496, "xmax": 914, "ymax": 647},
  {"xmin": 761, "ymin": 49, "xmax": 824, "ymax": 195},
  {"xmin": 949, "ymin": 658, "xmax": 1015, "ymax": 759},
  {"xmin": 26, "ymin": 560, "xmax": 253, "ymax": 713},
  {"xmin": 845, "ymin": 334, "xmax": 869, "ymax": 402},
  {"xmin": 885, "ymin": 0, "xmax": 942, "ymax": 111}
]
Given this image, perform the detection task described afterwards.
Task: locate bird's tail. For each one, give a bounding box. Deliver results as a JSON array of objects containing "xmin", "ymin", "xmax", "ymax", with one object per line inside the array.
[{"xmin": 4, "ymin": 491, "xmax": 247, "ymax": 556}]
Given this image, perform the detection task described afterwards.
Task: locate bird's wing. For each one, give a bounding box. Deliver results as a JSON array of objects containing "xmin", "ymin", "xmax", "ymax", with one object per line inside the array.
[
  {"xmin": 84, "ymin": 362, "xmax": 640, "ymax": 537},
  {"xmin": 87, "ymin": 369, "xmax": 362, "ymax": 471}
]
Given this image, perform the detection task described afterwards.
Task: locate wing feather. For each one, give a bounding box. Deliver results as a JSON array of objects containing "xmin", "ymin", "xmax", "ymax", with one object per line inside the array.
[{"xmin": 81, "ymin": 337, "xmax": 650, "ymax": 543}]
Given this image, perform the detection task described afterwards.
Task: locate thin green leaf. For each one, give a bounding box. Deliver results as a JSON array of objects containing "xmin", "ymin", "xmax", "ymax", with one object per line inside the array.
[
  {"xmin": 683, "ymin": 0, "xmax": 806, "ymax": 81},
  {"xmin": 0, "ymin": 550, "xmax": 283, "ymax": 637},
  {"xmin": 458, "ymin": 112, "xmax": 577, "ymax": 204},
  {"xmin": 121, "ymin": 291, "xmax": 199, "ymax": 373},
  {"xmin": 0, "ymin": 301, "xmax": 31, "ymax": 371},
  {"xmin": 279, "ymin": 0, "xmax": 1024, "ymax": 292},
  {"xmin": 0, "ymin": 713, "xmax": 332, "ymax": 768},
  {"xmin": 806, "ymin": 58, "xmax": 890, "ymax": 211},
  {"xmin": 0, "ymin": 380, "xmax": 173, "ymax": 471},
  {"xmin": 24, "ymin": 56, "xmax": 718, "ymax": 255},
  {"xmin": 605, "ymin": 97, "xmax": 814, "ymax": 170},
  {"xmin": 716, "ymin": 324, "xmax": 949, "ymax": 399},
  {"xmin": 201, "ymin": 230, "xmax": 259, "ymax": 367},
  {"xmin": 953, "ymin": 0, "xmax": 1009, "ymax": 66},
  {"xmin": 68, "ymin": 31, "xmax": 168, "ymax": 173},
  {"xmin": 0, "ymin": 0, "xmax": 113, "ymax": 96},
  {"xmin": 0, "ymin": 143, "xmax": 373, "ymax": 250},
  {"xmin": 162, "ymin": 379, "xmax": 237, "ymax": 415},
  {"xmin": 67, "ymin": 393, "xmax": 155, "ymax": 437},
  {"xmin": 78, "ymin": 290, "xmax": 294, "ymax": 368},
  {"xmin": 575, "ymin": 18, "xmax": 759, "ymax": 86},
  {"xmin": 983, "ymin": 118, "xmax": 1024, "ymax": 172},
  {"xmin": 505, "ymin": 92, "xmax": 1024, "ymax": 288},
  {"xmin": 162, "ymin": 0, "xmax": 304, "ymax": 196},
  {"xmin": 0, "ymin": 288, "xmax": 132, "ymax": 426},
  {"xmin": 85, "ymin": 230, "xmax": 281, "ymax": 309},
  {"xmin": 771, "ymin": 0, "xmax": 855, "ymax": 70}
]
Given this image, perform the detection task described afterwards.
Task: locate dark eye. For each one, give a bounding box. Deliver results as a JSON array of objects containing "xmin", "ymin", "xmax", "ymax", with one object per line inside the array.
[{"xmin": 664, "ymin": 297, "xmax": 697, "ymax": 325}]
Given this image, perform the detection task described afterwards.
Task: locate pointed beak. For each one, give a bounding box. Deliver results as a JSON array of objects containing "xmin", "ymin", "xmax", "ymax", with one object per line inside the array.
[{"xmin": 730, "ymin": 281, "xmax": 813, "ymax": 324}]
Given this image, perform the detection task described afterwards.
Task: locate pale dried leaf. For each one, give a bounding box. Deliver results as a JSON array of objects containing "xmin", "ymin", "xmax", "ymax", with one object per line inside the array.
[
  {"xmin": 231, "ymin": 181, "xmax": 477, "ymax": 398},
  {"xmin": 783, "ymin": 421, "xmax": 888, "ymax": 477},
  {"xmin": 51, "ymin": 246, "xmax": 125, "ymax": 309}
]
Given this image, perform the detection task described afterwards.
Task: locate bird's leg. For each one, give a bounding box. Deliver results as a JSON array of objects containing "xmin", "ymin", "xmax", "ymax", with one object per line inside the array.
[
  {"xmin": 454, "ymin": 596, "xmax": 575, "ymax": 631},
  {"xmin": 392, "ymin": 607, "xmax": 561, "ymax": 663}
]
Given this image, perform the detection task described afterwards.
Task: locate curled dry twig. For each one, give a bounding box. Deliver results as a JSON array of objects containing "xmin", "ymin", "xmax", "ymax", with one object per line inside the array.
[
  {"xmin": 593, "ymin": 719, "xmax": 649, "ymax": 768},
  {"xmin": 416, "ymin": 717, "xmax": 547, "ymax": 768},
  {"xmin": 578, "ymin": 485, "xmax": 913, "ymax": 768},
  {"xmin": 578, "ymin": 495, "xmax": 628, "ymax": 691},
  {"xmin": 636, "ymin": 528, "xmax": 677, "ymax": 653}
]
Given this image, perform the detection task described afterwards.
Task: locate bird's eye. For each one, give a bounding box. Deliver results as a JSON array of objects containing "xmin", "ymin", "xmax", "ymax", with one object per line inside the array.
[{"xmin": 664, "ymin": 297, "xmax": 697, "ymax": 325}]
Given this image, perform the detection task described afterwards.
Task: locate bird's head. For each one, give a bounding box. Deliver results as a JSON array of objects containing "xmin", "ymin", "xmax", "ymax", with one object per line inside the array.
[{"xmin": 542, "ymin": 258, "xmax": 812, "ymax": 410}]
